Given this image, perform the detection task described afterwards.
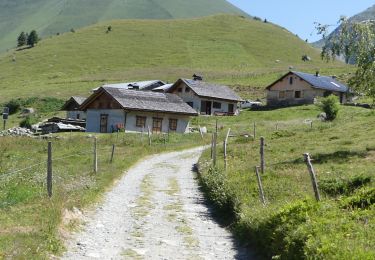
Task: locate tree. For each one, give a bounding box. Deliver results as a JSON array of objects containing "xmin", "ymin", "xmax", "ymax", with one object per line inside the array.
[
  {"xmin": 318, "ymin": 95, "xmax": 340, "ymax": 121},
  {"xmin": 17, "ymin": 32, "xmax": 27, "ymax": 47},
  {"xmin": 318, "ymin": 18, "xmax": 375, "ymax": 104},
  {"xmin": 27, "ymin": 30, "xmax": 39, "ymax": 47}
]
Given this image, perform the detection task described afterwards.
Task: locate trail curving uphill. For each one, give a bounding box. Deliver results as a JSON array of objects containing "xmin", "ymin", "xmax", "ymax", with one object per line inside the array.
[{"xmin": 62, "ymin": 147, "xmax": 253, "ymax": 259}]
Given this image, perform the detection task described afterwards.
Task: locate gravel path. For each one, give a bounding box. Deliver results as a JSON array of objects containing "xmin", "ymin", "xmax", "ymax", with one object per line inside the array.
[{"xmin": 62, "ymin": 147, "xmax": 254, "ymax": 260}]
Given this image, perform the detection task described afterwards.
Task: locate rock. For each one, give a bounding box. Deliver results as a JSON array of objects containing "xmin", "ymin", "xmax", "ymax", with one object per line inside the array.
[
  {"xmin": 0, "ymin": 127, "xmax": 34, "ymax": 137},
  {"xmin": 22, "ymin": 108, "xmax": 35, "ymax": 114},
  {"xmin": 318, "ymin": 112, "xmax": 327, "ymax": 121},
  {"xmin": 200, "ymin": 126, "xmax": 207, "ymax": 134}
]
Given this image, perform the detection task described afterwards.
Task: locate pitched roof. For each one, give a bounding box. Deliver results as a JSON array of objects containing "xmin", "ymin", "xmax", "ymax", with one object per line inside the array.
[
  {"xmin": 152, "ymin": 83, "xmax": 173, "ymax": 92},
  {"xmin": 81, "ymin": 87, "xmax": 198, "ymax": 116},
  {"xmin": 93, "ymin": 80, "xmax": 166, "ymax": 91},
  {"xmin": 170, "ymin": 79, "xmax": 243, "ymax": 102},
  {"xmin": 61, "ymin": 96, "xmax": 87, "ymax": 110},
  {"xmin": 266, "ymin": 71, "xmax": 349, "ymax": 93},
  {"xmin": 71, "ymin": 96, "xmax": 87, "ymax": 105}
]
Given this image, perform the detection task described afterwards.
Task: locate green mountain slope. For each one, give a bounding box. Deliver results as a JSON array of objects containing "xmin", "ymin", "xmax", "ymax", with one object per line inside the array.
[
  {"xmin": 0, "ymin": 0, "xmax": 247, "ymax": 52},
  {"xmin": 0, "ymin": 15, "xmax": 348, "ymax": 102}
]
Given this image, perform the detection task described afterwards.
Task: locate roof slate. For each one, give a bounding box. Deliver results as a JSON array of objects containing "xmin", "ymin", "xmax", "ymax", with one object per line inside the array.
[
  {"xmin": 72, "ymin": 96, "xmax": 87, "ymax": 105},
  {"xmin": 103, "ymin": 87, "xmax": 198, "ymax": 115},
  {"xmin": 96, "ymin": 80, "xmax": 165, "ymax": 91},
  {"xmin": 181, "ymin": 79, "xmax": 243, "ymax": 102}
]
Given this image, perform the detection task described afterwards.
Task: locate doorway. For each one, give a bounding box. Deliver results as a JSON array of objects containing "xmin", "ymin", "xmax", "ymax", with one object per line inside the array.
[
  {"xmin": 201, "ymin": 101, "xmax": 212, "ymax": 115},
  {"xmin": 228, "ymin": 104, "xmax": 234, "ymax": 114},
  {"xmin": 152, "ymin": 118, "xmax": 163, "ymax": 133},
  {"xmin": 100, "ymin": 114, "xmax": 108, "ymax": 133}
]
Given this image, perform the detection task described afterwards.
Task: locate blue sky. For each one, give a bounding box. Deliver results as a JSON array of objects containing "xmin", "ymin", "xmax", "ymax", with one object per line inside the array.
[{"xmin": 227, "ymin": 0, "xmax": 375, "ymax": 42}]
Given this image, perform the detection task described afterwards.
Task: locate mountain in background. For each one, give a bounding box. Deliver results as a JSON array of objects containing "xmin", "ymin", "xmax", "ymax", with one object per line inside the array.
[
  {"xmin": 0, "ymin": 0, "xmax": 248, "ymax": 52},
  {"xmin": 313, "ymin": 4, "xmax": 375, "ymax": 48}
]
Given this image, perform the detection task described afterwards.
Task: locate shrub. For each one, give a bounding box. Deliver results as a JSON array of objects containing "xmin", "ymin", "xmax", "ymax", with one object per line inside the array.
[
  {"xmin": 341, "ymin": 187, "xmax": 375, "ymax": 209},
  {"xmin": 318, "ymin": 95, "xmax": 340, "ymax": 121},
  {"xmin": 320, "ymin": 175, "xmax": 371, "ymax": 196},
  {"xmin": 3, "ymin": 99, "xmax": 21, "ymax": 114},
  {"xmin": 198, "ymin": 165, "xmax": 238, "ymax": 222},
  {"xmin": 19, "ymin": 115, "xmax": 38, "ymax": 129}
]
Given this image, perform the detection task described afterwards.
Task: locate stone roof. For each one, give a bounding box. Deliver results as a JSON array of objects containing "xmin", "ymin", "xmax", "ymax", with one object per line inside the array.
[
  {"xmin": 72, "ymin": 96, "xmax": 87, "ymax": 105},
  {"xmin": 170, "ymin": 79, "xmax": 243, "ymax": 102},
  {"xmin": 82, "ymin": 87, "xmax": 198, "ymax": 116},
  {"xmin": 61, "ymin": 96, "xmax": 87, "ymax": 110},
  {"xmin": 93, "ymin": 80, "xmax": 166, "ymax": 91}
]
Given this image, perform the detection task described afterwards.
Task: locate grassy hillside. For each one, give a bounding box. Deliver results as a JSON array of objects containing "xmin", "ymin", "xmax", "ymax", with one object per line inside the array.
[
  {"xmin": 0, "ymin": 0, "xmax": 247, "ymax": 52},
  {"xmin": 197, "ymin": 105, "xmax": 375, "ymax": 258},
  {"xmin": 0, "ymin": 15, "xmax": 350, "ymax": 104}
]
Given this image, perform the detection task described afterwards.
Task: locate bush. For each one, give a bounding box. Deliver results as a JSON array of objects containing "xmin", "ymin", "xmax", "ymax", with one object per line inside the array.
[
  {"xmin": 198, "ymin": 165, "xmax": 238, "ymax": 223},
  {"xmin": 320, "ymin": 175, "xmax": 371, "ymax": 196},
  {"xmin": 3, "ymin": 99, "xmax": 21, "ymax": 114},
  {"xmin": 318, "ymin": 95, "xmax": 340, "ymax": 121},
  {"xmin": 19, "ymin": 115, "xmax": 38, "ymax": 129}
]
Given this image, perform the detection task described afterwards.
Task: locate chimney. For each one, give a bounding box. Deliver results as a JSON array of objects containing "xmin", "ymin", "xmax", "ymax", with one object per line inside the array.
[
  {"xmin": 193, "ymin": 74, "xmax": 203, "ymax": 81},
  {"xmin": 315, "ymin": 71, "xmax": 320, "ymax": 77}
]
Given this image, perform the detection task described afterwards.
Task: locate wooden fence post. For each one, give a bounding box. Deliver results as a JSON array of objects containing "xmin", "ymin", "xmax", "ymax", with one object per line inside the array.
[
  {"xmin": 210, "ymin": 133, "xmax": 214, "ymax": 159},
  {"xmin": 255, "ymin": 166, "xmax": 266, "ymax": 205},
  {"xmin": 94, "ymin": 137, "xmax": 98, "ymax": 173},
  {"xmin": 225, "ymin": 128, "xmax": 231, "ymax": 144},
  {"xmin": 310, "ymin": 121, "xmax": 313, "ymax": 129},
  {"xmin": 223, "ymin": 128, "xmax": 231, "ymax": 170},
  {"xmin": 275, "ymin": 123, "xmax": 278, "ymax": 131},
  {"xmin": 304, "ymin": 153, "xmax": 321, "ymax": 201},
  {"xmin": 213, "ymin": 132, "xmax": 217, "ymax": 166},
  {"xmin": 147, "ymin": 126, "xmax": 152, "ymax": 146},
  {"xmin": 47, "ymin": 141, "xmax": 52, "ymax": 198},
  {"xmin": 253, "ymin": 122, "xmax": 256, "ymax": 140},
  {"xmin": 110, "ymin": 144, "xmax": 115, "ymax": 163},
  {"xmin": 260, "ymin": 137, "xmax": 265, "ymax": 174},
  {"xmin": 199, "ymin": 125, "xmax": 204, "ymax": 139},
  {"xmin": 224, "ymin": 140, "xmax": 228, "ymax": 170},
  {"xmin": 215, "ymin": 119, "xmax": 218, "ymax": 134}
]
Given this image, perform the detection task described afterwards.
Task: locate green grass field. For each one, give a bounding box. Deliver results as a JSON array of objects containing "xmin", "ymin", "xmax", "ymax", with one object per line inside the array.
[
  {"xmin": 0, "ymin": 15, "xmax": 351, "ymax": 105},
  {"xmin": 0, "ymin": 0, "xmax": 247, "ymax": 53},
  {"xmin": 0, "ymin": 132, "xmax": 208, "ymax": 259},
  {"xmin": 197, "ymin": 105, "xmax": 375, "ymax": 259}
]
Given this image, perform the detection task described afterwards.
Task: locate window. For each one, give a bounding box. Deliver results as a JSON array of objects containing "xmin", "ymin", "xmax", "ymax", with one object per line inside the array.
[
  {"xmin": 136, "ymin": 116, "xmax": 146, "ymax": 128},
  {"xmin": 187, "ymin": 102, "xmax": 194, "ymax": 108},
  {"xmin": 185, "ymin": 88, "xmax": 190, "ymax": 93},
  {"xmin": 152, "ymin": 117, "xmax": 163, "ymax": 133},
  {"xmin": 177, "ymin": 88, "xmax": 182, "ymax": 93},
  {"xmin": 279, "ymin": 91, "xmax": 286, "ymax": 99},
  {"xmin": 213, "ymin": 102, "xmax": 222, "ymax": 109},
  {"xmin": 169, "ymin": 119, "xmax": 178, "ymax": 131},
  {"xmin": 76, "ymin": 114, "xmax": 80, "ymax": 120},
  {"xmin": 295, "ymin": 91, "xmax": 302, "ymax": 99},
  {"xmin": 289, "ymin": 77, "xmax": 293, "ymax": 85}
]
